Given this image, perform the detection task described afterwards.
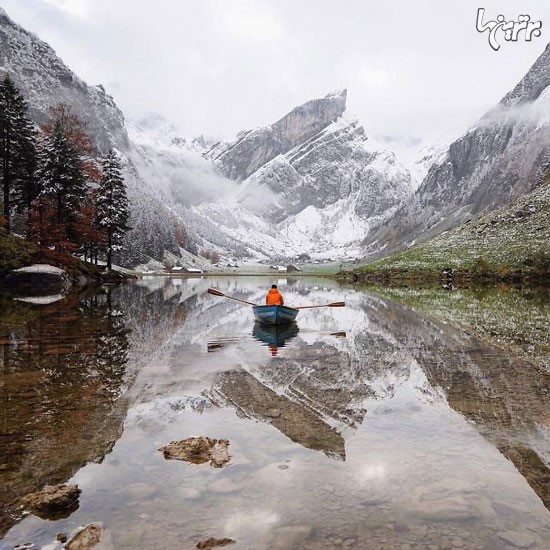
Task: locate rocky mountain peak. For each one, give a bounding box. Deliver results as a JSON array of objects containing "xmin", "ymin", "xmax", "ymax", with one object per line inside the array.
[
  {"xmin": 271, "ymin": 88, "xmax": 347, "ymax": 146},
  {"xmin": 205, "ymin": 90, "xmax": 348, "ymax": 181},
  {"xmin": 364, "ymin": 41, "xmax": 550, "ymax": 258},
  {"xmin": 501, "ymin": 42, "xmax": 550, "ymax": 105}
]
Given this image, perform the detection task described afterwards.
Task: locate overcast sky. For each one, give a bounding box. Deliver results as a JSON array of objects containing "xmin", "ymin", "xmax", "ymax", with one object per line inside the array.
[{"xmin": 3, "ymin": 0, "xmax": 550, "ymax": 144}]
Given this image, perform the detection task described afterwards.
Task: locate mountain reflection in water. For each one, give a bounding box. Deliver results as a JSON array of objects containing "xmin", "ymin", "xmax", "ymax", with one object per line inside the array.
[{"xmin": 1, "ymin": 277, "xmax": 549, "ymax": 549}]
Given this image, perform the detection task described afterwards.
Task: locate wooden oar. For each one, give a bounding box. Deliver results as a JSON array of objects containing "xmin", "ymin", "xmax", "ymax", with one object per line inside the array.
[
  {"xmin": 207, "ymin": 288, "xmax": 258, "ymax": 307},
  {"xmin": 296, "ymin": 302, "xmax": 346, "ymax": 310}
]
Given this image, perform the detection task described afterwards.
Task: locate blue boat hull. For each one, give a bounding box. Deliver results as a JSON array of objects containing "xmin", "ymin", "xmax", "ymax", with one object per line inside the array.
[{"xmin": 253, "ymin": 305, "xmax": 299, "ymax": 325}]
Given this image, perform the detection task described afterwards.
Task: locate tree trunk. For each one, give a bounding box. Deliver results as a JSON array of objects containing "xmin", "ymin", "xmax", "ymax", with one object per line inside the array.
[
  {"xmin": 107, "ymin": 231, "xmax": 112, "ymax": 271},
  {"xmin": 3, "ymin": 125, "xmax": 11, "ymax": 233}
]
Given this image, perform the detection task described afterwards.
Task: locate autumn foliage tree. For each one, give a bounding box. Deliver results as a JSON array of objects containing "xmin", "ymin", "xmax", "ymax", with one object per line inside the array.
[
  {"xmin": 29, "ymin": 104, "xmax": 106, "ymax": 262},
  {"xmin": 2, "ymin": 85, "xmax": 130, "ymax": 270}
]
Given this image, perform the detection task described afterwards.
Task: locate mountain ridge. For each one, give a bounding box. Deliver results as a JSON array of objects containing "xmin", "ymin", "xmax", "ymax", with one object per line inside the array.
[
  {"xmin": 364, "ymin": 41, "xmax": 550, "ymax": 258},
  {"xmin": 191, "ymin": 98, "xmax": 413, "ymax": 260}
]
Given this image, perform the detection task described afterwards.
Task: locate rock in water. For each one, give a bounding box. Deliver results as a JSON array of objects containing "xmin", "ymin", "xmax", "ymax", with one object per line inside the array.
[
  {"xmin": 271, "ymin": 525, "xmax": 313, "ymax": 549},
  {"xmin": 499, "ymin": 530, "xmax": 536, "ymax": 549},
  {"xmin": 19, "ymin": 484, "xmax": 81, "ymax": 519},
  {"xmin": 398, "ymin": 479, "xmax": 495, "ymax": 522},
  {"xmin": 159, "ymin": 436, "xmax": 230, "ymax": 468},
  {"xmin": 64, "ymin": 524, "xmax": 104, "ymax": 550},
  {"xmin": 196, "ymin": 537, "xmax": 235, "ymax": 549}
]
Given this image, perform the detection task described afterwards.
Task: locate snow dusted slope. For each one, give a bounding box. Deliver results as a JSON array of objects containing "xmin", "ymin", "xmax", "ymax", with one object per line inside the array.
[
  {"xmin": 0, "ymin": 8, "xmax": 196, "ymax": 265},
  {"xmin": 365, "ymin": 42, "xmax": 550, "ymax": 257},
  {"xmin": 194, "ymin": 95, "xmax": 412, "ymax": 260},
  {"xmin": 0, "ymin": 8, "xmax": 127, "ymax": 152},
  {"xmin": 127, "ymin": 114, "xmax": 234, "ymax": 206},
  {"xmin": 233, "ymin": 114, "xmax": 411, "ymax": 223}
]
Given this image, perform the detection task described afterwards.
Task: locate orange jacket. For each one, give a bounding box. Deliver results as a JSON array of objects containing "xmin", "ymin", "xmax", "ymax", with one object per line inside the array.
[{"xmin": 266, "ymin": 288, "xmax": 284, "ymax": 305}]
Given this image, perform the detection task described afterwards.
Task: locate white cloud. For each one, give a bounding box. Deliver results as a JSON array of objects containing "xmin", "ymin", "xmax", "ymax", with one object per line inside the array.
[
  {"xmin": 43, "ymin": 0, "xmax": 89, "ymax": 19},
  {"xmin": 3, "ymin": 0, "xmax": 550, "ymax": 144},
  {"xmin": 356, "ymin": 68, "xmax": 391, "ymax": 90},
  {"xmin": 223, "ymin": 11, "xmax": 282, "ymax": 41}
]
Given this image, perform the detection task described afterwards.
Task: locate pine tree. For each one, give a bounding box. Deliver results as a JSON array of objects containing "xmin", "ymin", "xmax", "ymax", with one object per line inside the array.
[
  {"xmin": 37, "ymin": 119, "xmax": 86, "ymax": 237},
  {"xmin": 96, "ymin": 150, "xmax": 130, "ymax": 270},
  {"xmin": 0, "ymin": 75, "xmax": 38, "ymax": 233},
  {"xmin": 12, "ymin": 112, "xmax": 39, "ymax": 233}
]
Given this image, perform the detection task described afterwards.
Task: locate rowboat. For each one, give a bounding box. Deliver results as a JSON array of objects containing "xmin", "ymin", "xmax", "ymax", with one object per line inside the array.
[{"xmin": 252, "ymin": 304, "xmax": 299, "ymax": 326}]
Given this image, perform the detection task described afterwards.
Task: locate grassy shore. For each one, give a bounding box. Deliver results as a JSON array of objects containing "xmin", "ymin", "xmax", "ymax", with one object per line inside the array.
[
  {"xmin": 0, "ymin": 230, "xmax": 132, "ymax": 291},
  {"xmin": 342, "ymin": 179, "xmax": 550, "ymax": 285},
  {"xmin": 0, "ymin": 230, "xmax": 36, "ymax": 279}
]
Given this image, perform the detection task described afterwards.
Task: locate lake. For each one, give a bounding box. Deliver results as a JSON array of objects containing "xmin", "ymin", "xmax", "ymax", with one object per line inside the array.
[{"xmin": 1, "ymin": 277, "xmax": 549, "ymax": 549}]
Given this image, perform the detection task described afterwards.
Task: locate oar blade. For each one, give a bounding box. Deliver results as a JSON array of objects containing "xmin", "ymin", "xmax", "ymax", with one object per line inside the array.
[
  {"xmin": 207, "ymin": 288, "xmax": 225, "ymax": 297},
  {"xmin": 296, "ymin": 301, "xmax": 346, "ymax": 309}
]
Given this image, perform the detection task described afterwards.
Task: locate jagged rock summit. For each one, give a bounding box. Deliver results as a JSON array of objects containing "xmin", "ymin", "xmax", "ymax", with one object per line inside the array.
[{"xmin": 206, "ymin": 90, "xmax": 348, "ymax": 181}]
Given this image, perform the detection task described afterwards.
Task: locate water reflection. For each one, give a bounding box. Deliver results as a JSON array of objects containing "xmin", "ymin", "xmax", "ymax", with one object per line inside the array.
[
  {"xmin": 252, "ymin": 322, "xmax": 299, "ymax": 356},
  {"xmin": 0, "ymin": 281, "xmax": 190, "ymax": 538},
  {"xmin": 1, "ymin": 278, "xmax": 549, "ymax": 549},
  {"xmin": 0, "ymin": 289, "xmax": 129, "ymax": 535}
]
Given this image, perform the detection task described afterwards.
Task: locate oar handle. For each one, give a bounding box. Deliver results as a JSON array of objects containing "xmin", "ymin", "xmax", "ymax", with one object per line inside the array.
[{"xmin": 207, "ymin": 288, "xmax": 258, "ymax": 307}]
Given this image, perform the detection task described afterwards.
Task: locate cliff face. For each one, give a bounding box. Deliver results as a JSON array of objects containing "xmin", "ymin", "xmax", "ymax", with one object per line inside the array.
[
  {"xmin": 0, "ymin": 7, "xmax": 128, "ymax": 153},
  {"xmin": 365, "ymin": 43, "xmax": 550, "ymax": 255},
  {"xmin": 205, "ymin": 90, "xmax": 348, "ymax": 181},
  {"xmin": 194, "ymin": 91, "xmax": 412, "ymax": 258}
]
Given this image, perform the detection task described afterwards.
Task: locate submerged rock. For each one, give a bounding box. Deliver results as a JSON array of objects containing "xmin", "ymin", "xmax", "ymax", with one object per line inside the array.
[
  {"xmin": 271, "ymin": 525, "xmax": 313, "ymax": 549},
  {"xmin": 64, "ymin": 524, "xmax": 105, "ymax": 550},
  {"xmin": 498, "ymin": 530, "xmax": 536, "ymax": 548},
  {"xmin": 159, "ymin": 436, "xmax": 230, "ymax": 468},
  {"xmin": 196, "ymin": 537, "xmax": 235, "ymax": 549},
  {"xmin": 398, "ymin": 479, "xmax": 494, "ymax": 522},
  {"xmin": 19, "ymin": 484, "xmax": 81, "ymax": 520}
]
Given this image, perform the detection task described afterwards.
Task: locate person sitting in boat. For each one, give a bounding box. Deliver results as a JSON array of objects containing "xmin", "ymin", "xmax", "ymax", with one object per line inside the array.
[{"xmin": 266, "ymin": 284, "xmax": 284, "ymax": 305}]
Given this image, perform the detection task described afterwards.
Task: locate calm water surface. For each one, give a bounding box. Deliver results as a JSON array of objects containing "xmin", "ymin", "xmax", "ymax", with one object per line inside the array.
[{"xmin": 1, "ymin": 277, "xmax": 549, "ymax": 549}]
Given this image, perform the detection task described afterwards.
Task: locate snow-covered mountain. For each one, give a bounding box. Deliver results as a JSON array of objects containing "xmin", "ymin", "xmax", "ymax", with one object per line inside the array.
[
  {"xmin": 191, "ymin": 91, "xmax": 413, "ymax": 260},
  {"xmin": 6, "ymin": 3, "xmax": 547, "ymax": 265},
  {"xmin": 0, "ymin": 9, "xmax": 127, "ymax": 153},
  {"xmin": 0, "ymin": 7, "xmax": 194, "ymax": 266},
  {"xmin": 365, "ymin": 43, "xmax": 550, "ymax": 256}
]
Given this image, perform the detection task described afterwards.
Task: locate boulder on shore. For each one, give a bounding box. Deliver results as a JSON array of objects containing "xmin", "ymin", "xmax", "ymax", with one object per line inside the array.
[
  {"xmin": 159, "ymin": 436, "xmax": 230, "ymax": 468},
  {"xmin": 5, "ymin": 264, "xmax": 71, "ymax": 297},
  {"xmin": 19, "ymin": 483, "xmax": 81, "ymax": 519}
]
